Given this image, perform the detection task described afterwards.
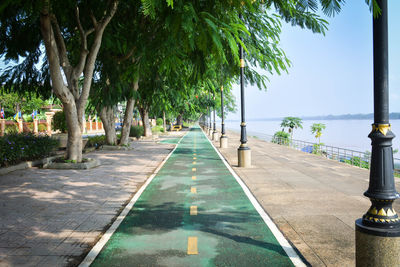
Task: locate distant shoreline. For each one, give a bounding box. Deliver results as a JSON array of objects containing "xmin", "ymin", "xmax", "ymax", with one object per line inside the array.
[{"xmin": 226, "ymin": 113, "xmax": 400, "ymax": 122}]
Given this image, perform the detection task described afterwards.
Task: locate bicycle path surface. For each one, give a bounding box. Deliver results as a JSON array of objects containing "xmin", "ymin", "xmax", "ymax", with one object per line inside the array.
[{"xmin": 84, "ymin": 126, "xmax": 303, "ymax": 266}]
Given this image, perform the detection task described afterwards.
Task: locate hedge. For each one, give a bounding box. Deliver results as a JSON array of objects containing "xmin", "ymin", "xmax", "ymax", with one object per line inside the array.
[{"xmin": 0, "ymin": 133, "xmax": 59, "ymax": 167}]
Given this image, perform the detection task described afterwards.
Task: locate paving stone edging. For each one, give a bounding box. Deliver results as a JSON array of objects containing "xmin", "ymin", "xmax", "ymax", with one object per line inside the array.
[
  {"xmin": 44, "ymin": 158, "xmax": 100, "ymax": 170},
  {"xmin": 1, "ymin": 145, "xmax": 114, "ymax": 175},
  {"xmin": 0, "ymin": 156, "xmax": 58, "ymax": 176}
]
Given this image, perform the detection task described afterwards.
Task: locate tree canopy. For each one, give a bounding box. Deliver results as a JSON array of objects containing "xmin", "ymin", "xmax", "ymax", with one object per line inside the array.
[{"xmin": 0, "ymin": 0, "xmax": 375, "ymax": 161}]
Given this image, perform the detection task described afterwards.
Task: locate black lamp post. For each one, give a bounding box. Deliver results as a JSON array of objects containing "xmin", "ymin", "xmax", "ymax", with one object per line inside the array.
[
  {"xmin": 237, "ymin": 13, "xmax": 251, "ymax": 167},
  {"xmin": 355, "ymin": 1, "xmax": 400, "ymax": 265},
  {"xmin": 212, "ymin": 92, "xmax": 217, "ymax": 140},
  {"xmin": 220, "ymin": 85, "xmax": 228, "ymax": 148},
  {"xmin": 208, "ymin": 93, "xmax": 212, "ymax": 135}
]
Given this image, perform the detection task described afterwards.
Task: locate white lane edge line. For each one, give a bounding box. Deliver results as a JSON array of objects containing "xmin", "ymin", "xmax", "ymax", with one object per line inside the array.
[
  {"xmin": 200, "ymin": 126, "xmax": 306, "ymax": 267},
  {"xmin": 78, "ymin": 131, "xmax": 188, "ymax": 267}
]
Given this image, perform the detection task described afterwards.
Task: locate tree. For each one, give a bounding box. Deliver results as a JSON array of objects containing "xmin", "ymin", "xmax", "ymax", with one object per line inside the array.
[
  {"xmin": 280, "ymin": 117, "xmax": 303, "ymax": 141},
  {"xmin": 311, "ymin": 123, "xmax": 326, "ymax": 144},
  {"xmin": 0, "ymin": 89, "xmax": 47, "ymax": 119},
  {"xmin": 0, "ymin": 1, "xmax": 119, "ymax": 162},
  {"xmin": 272, "ymin": 131, "xmax": 290, "ymax": 145}
]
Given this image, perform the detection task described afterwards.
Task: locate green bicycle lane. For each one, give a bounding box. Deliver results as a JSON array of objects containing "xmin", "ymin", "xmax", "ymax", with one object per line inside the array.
[{"xmin": 88, "ymin": 126, "xmax": 300, "ymax": 266}]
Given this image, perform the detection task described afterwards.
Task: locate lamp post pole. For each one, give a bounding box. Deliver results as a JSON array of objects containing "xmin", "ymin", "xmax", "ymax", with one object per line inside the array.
[
  {"xmin": 355, "ymin": 1, "xmax": 400, "ymax": 265},
  {"xmin": 220, "ymin": 85, "xmax": 228, "ymax": 148},
  {"xmin": 212, "ymin": 93, "xmax": 218, "ymax": 141},
  {"xmin": 208, "ymin": 93, "xmax": 212, "ymax": 136},
  {"xmin": 237, "ymin": 13, "xmax": 251, "ymax": 167}
]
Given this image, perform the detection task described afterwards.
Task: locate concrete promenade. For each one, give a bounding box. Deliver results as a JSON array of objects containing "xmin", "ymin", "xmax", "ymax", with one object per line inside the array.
[
  {"xmin": 0, "ymin": 135, "xmax": 182, "ymax": 266},
  {"xmin": 211, "ymin": 130, "xmax": 400, "ymax": 266}
]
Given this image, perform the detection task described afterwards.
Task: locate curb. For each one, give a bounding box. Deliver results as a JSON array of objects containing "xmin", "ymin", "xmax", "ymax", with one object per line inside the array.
[{"xmin": 0, "ymin": 156, "xmax": 58, "ymax": 176}]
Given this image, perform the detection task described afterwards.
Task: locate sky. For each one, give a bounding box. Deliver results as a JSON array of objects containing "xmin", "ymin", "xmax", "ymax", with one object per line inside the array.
[{"xmin": 227, "ymin": 1, "xmax": 400, "ymax": 120}]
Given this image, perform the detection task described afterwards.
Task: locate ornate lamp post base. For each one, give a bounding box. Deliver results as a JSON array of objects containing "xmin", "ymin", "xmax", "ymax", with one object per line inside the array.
[
  {"xmin": 212, "ymin": 131, "xmax": 219, "ymax": 141},
  {"xmin": 238, "ymin": 145, "xmax": 251, "ymax": 167},
  {"xmin": 355, "ymin": 222, "xmax": 400, "ymax": 266},
  {"xmin": 220, "ymin": 135, "xmax": 228, "ymax": 148},
  {"xmin": 355, "ymin": 126, "xmax": 400, "ymax": 266}
]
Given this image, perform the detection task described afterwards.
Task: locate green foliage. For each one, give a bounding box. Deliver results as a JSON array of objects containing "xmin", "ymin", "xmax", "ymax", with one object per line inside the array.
[
  {"xmin": 280, "ymin": 117, "xmax": 303, "ymax": 133},
  {"xmin": 0, "ymin": 89, "xmax": 47, "ymax": 118},
  {"xmin": 22, "ymin": 114, "xmax": 33, "ymax": 122},
  {"xmin": 152, "ymin": 125, "xmax": 164, "ymax": 134},
  {"xmin": 183, "ymin": 121, "xmax": 193, "ymax": 127},
  {"xmin": 5, "ymin": 124, "xmax": 18, "ymax": 134},
  {"xmin": 156, "ymin": 118, "xmax": 164, "ymax": 126},
  {"xmin": 38, "ymin": 123, "xmax": 47, "ymax": 132},
  {"xmin": 0, "ymin": 0, "xmax": 358, "ymax": 151},
  {"xmin": 87, "ymin": 135, "xmax": 107, "ymax": 148},
  {"xmin": 0, "ymin": 133, "xmax": 59, "ymax": 167},
  {"xmin": 344, "ymin": 156, "xmax": 369, "ymax": 169},
  {"xmin": 312, "ymin": 143, "xmax": 324, "ymax": 155},
  {"xmin": 311, "ymin": 123, "xmax": 326, "ymax": 143},
  {"xmin": 272, "ymin": 131, "xmax": 290, "ymax": 145},
  {"xmin": 130, "ymin": 125, "xmax": 144, "ymax": 139},
  {"xmin": 280, "ymin": 116, "xmax": 303, "ymax": 141},
  {"xmin": 53, "ymin": 111, "xmax": 67, "ymax": 133}
]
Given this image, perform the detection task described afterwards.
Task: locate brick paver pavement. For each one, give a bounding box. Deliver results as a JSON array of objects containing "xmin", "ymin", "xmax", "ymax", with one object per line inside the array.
[
  {"xmin": 0, "ymin": 136, "xmax": 180, "ymax": 267},
  {"xmin": 211, "ymin": 129, "xmax": 400, "ymax": 267}
]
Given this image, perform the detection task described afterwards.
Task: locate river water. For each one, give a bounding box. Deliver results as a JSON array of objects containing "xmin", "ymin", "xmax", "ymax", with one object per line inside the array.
[{"xmin": 223, "ymin": 119, "xmax": 400, "ymax": 154}]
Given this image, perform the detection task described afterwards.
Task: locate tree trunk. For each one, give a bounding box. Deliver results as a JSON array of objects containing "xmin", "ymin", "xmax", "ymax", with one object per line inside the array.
[
  {"xmin": 177, "ymin": 114, "xmax": 183, "ymax": 126},
  {"xmin": 119, "ymin": 98, "xmax": 135, "ymax": 145},
  {"xmin": 163, "ymin": 111, "xmax": 166, "ymax": 132},
  {"xmin": 119, "ymin": 81, "xmax": 138, "ymax": 145},
  {"xmin": 64, "ymin": 103, "xmax": 83, "ymax": 162},
  {"xmin": 139, "ymin": 107, "xmax": 152, "ymax": 137},
  {"xmin": 98, "ymin": 106, "xmax": 117, "ymax": 145}
]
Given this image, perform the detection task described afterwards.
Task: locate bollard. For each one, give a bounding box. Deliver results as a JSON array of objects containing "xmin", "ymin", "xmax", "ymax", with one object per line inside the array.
[
  {"xmin": 18, "ymin": 119, "xmax": 23, "ymax": 133},
  {"xmin": 45, "ymin": 112, "xmax": 54, "ymax": 136},
  {"xmin": 0, "ymin": 119, "xmax": 5, "ymax": 137},
  {"xmin": 33, "ymin": 119, "xmax": 38, "ymax": 135}
]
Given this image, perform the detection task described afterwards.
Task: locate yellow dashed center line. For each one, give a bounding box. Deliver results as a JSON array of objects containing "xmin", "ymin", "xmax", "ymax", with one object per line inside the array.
[
  {"xmin": 187, "ymin": 237, "xmax": 198, "ymax": 255},
  {"xmin": 193, "ymin": 161, "xmax": 196, "ymax": 165},
  {"xmin": 193, "ymin": 157, "xmax": 197, "ymax": 160},
  {"xmin": 193, "ymin": 153, "xmax": 196, "ymax": 156},
  {"xmin": 192, "ymin": 168, "xmax": 196, "ymax": 172},
  {"xmin": 191, "ymin": 187, "xmax": 197, "ymax": 194},
  {"xmin": 190, "ymin": 206, "xmax": 198, "ymax": 215},
  {"xmin": 192, "ymin": 176, "xmax": 196, "ymax": 180}
]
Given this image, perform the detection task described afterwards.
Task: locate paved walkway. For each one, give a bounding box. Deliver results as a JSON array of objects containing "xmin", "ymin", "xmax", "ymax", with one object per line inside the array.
[
  {"xmin": 212, "ymin": 130, "xmax": 400, "ymax": 267},
  {"xmin": 87, "ymin": 127, "xmax": 300, "ymax": 266},
  {"xmin": 0, "ymin": 137, "xmax": 178, "ymax": 267}
]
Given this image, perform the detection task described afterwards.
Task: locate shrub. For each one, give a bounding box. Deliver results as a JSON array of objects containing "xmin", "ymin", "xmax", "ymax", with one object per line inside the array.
[
  {"xmin": 0, "ymin": 133, "xmax": 59, "ymax": 167},
  {"xmin": 38, "ymin": 124, "xmax": 47, "ymax": 132},
  {"xmin": 53, "ymin": 111, "xmax": 67, "ymax": 133},
  {"xmin": 183, "ymin": 121, "xmax": 192, "ymax": 128},
  {"xmin": 22, "ymin": 114, "xmax": 33, "ymax": 122},
  {"xmin": 36, "ymin": 113, "xmax": 47, "ymax": 120},
  {"xmin": 156, "ymin": 118, "xmax": 163, "ymax": 126},
  {"xmin": 87, "ymin": 135, "xmax": 107, "ymax": 148},
  {"xmin": 130, "ymin": 125, "xmax": 144, "ymax": 139},
  {"xmin": 5, "ymin": 124, "xmax": 19, "ymax": 134},
  {"xmin": 272, "ymin": 131, "xmax": 290, "ymax": 145},
  {"xmin": 151, "ymin": 125, "xmax": 164, "ymax": 134},
  {"xmin": 344, "ymin": 156, "xmax": 369, "ymax": 169}
]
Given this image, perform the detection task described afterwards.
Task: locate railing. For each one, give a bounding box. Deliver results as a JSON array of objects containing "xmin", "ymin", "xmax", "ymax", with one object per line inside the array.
[{"xmin": 245, "ymin": 130, "xmax": 400, "ymax": 177}]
